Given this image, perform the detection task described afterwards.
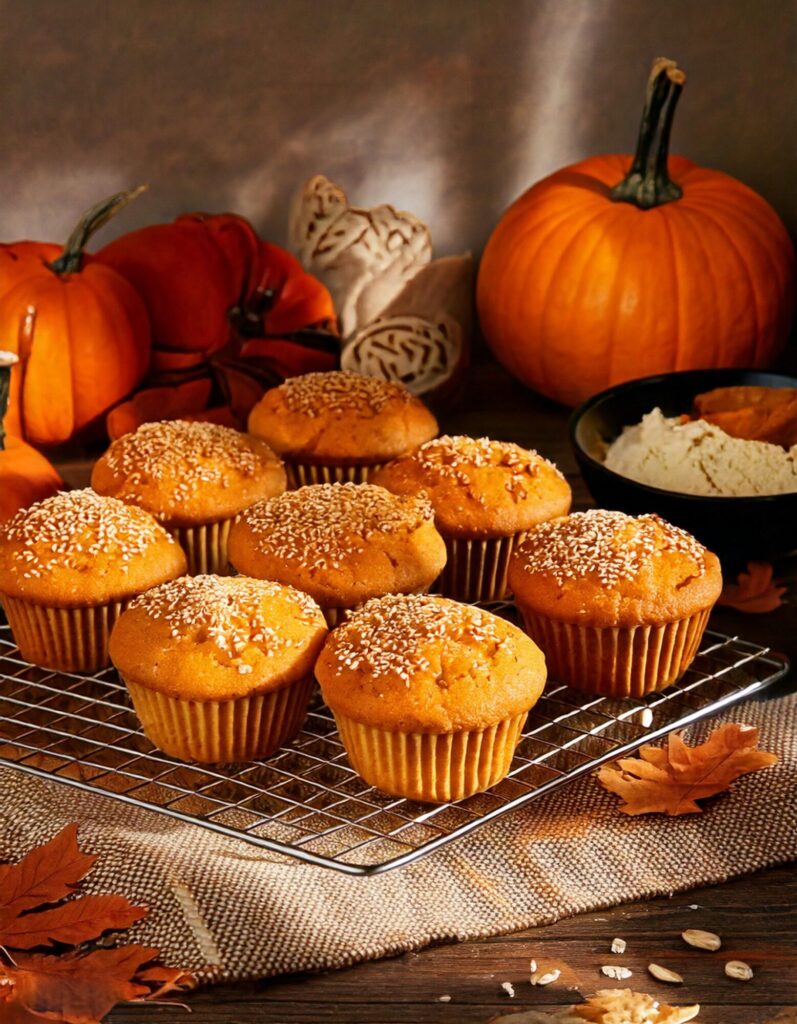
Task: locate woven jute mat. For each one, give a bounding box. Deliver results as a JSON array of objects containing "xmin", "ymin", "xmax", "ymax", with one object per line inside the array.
[{"xmin": 1, "ymin": 695, "xmax": 795, "ymax": 984}]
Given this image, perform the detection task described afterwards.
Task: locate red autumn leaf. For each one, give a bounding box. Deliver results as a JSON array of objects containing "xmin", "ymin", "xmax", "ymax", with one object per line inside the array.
[
  {"xmin": 597, "ymin": 723, "xmax": 778, "ymax": 815},
  {"xmin": 718, "ymin": 561, "xmax": 787, "ymax": 614},
  {"xmin": 0, "ymin": 825, "xmax": 194, "ymax": 1022},
  {"xmin": 238, "ymin": 337, "xmax": 338, "ymax": 379}
]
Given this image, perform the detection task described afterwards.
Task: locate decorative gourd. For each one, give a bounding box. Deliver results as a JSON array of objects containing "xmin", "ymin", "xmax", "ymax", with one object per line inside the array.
[
  {"xmin": 477, "ymin": 58, "xmax": 797, "ymax": 407},
  {"xmin": 0, "ymin": 353, "xmax": 62, "ymax": 521},
  {"xmin": 0, "ymin": 189, "xmax": 151, "ymax": 444}
]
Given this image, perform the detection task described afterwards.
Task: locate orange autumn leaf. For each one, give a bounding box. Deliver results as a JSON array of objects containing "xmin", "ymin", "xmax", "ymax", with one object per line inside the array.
[
  {"xmin": 0, "ymin": 824, "xmax": 194, "ymax": 1022},
  {"xmin": 597, "ymin": 723, "xmax": 778, "ymax": 816},
  {"xmin": 718, "ymin": 561, "xmax": 787, "ymax": 614}
]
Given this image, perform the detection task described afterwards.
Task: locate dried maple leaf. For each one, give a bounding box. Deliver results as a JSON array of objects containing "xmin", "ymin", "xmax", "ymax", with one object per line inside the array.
[
  {"xmin": 718, "ymin": 562, "xmax": 787, "ymax": 614},
  {"xmin": 0, "ymin": 824, "xmax": 194, "ymax": 1022},
  {"xmin": 574, "ymin": 988, "xmax": 700, "ymax": 1023},
  {"xmin": 597, "ymin": 723, "xmax": 778, "ymax": 815}
]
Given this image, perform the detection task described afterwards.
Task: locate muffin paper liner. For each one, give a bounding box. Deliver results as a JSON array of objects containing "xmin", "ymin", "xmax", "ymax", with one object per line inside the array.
[
  {"xmin": 171, "ymin": 519, "xmax": 234, "ymax": 576},
  {"xmin": 518, "ymin": 606, "xmax": 712, "ymax": 698},
  {"xmin": 123, "ymin": 674, "xmax": 315, "ymax": 763},
  {"xmin": 333, "ymin": 711, "xmax": 528, "ymax": 803},
  {"xmin": 436, "ymin": 532, "xmax": 527, "ymax": 604},
  {"xmin": 0, "ymin": 595, "xmax": 129, "ymax": 673},
  {"xmin": 285, "ymin": 461, "xmax": 387, "ymax": 489}
]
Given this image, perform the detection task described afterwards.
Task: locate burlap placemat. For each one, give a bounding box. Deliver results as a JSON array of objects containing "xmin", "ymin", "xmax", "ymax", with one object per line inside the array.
[{"xmin": 1, "ymin": 694, "xmax": 795, "ymax": 984}]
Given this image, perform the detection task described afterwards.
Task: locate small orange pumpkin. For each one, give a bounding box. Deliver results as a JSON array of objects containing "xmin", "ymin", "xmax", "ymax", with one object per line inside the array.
[
  {"xmin": 477, "ymin": 59, "xmax": 797, "ymax": 406},
  {"xmin": 0, "ymin": 353, "xmax": 62, "ymax": 522},
  {"xmin": 0, "ymin": 189, "xmax": 151, "ymax": 445}
]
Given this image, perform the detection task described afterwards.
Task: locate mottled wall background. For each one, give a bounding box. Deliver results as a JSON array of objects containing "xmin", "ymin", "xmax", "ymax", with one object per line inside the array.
[{"xmin": 1, "ymin": 0, "xmax": 794, "ymax": 255}]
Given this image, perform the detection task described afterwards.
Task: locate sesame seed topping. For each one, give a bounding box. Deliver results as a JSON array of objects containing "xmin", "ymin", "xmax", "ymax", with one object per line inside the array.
[
  {"xmin": 276, "ymin": 371, "xmax": 413, "ymax": 416},
  {"xmin": 518, "ymin": 509, "xmax": 708, "ymax": 587},
  {"xmin": 129, "ymin": 575, "xmax": 322, "ymax": 658},
  {"xmin": 237, "ymin": 483, "xmax": 434, "ymax": 569},
  {"xmin": 328, "ymin": 594, "xmax": 507, "ymax": 686},
  {"xmin": 0, "ymin": 489, "xmax": 176, "ymax": 578},
  {"xmin": 98, "ymin": 420, "xmax": 279, "ymax": 513},
  {"xmin": 404, "ymin": 435, "xmax": 564, "ymax": 503}
]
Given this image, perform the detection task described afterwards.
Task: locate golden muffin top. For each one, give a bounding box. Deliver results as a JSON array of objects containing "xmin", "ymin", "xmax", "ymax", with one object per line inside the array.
[
  {"xmin": 228, "ymin": 483, "xmax": 447, "ymax": 609},
  {"xmin": 247, "ymin": 371, "xmax": 438, "ymax": 464},
  {"xmin": 509, "ymin": 509, "xmax": 723, "ymax": 628},
  {"xmin": 0, "ymin": 489, "xmax": 186, "ymax": 606},
  {"xmin": 109, "ymin": 574, "xmax": 328, "ymax": 702},
  {"xmin": 316, "ymin": 594, "xmax": 546, "ymax": 733},
  {"xmin": 372, "ymin": 435, "xmax": 572, "ymax": 538},
  {"xmin": 91, "ymin": 420, "xmax": 286, "ymax": 527}
]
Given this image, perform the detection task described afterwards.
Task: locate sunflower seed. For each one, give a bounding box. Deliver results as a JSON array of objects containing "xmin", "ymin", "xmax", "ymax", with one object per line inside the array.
[
  {"xmin": 438, "ymin": 995, "xmax": 451, "ymax": 1003},
  {"xmin": 531, "ymin": 967, "xmax": 561, "ymax": 986},
  {"xmin": 501, "ymin": 982, "xmax": 516, "ymax": 998},
  {"xmin": 610, "ymin": 937, "xmax": 627, "ymax": 954},
  {"xmin": 725, "ymin": 960, "xmax": 754, "ymax": 981},
  {"xmin": 601, "ymin": 965, "xmax": 633, "ymax": 980},
  {"xmin": 648, "ymin": 963, "xmax": 684, "ymax": 984},
  {"xmin": 682, "ymin": 928, "xmax": 721, "ymax": 951}
]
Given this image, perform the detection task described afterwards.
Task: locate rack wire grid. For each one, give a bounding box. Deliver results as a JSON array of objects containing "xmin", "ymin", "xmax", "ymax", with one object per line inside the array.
[{"xmin": 0, "ymin": 608, "xmax": 789, "ymax": 875}]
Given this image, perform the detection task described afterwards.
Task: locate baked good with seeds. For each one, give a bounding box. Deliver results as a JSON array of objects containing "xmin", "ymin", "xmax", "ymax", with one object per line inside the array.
[
  {"xmin": 508, "ymin": 509, "xmax": 722, "ymax": 697},
  {"xmin": 315, "ymin": 594, "xmax": 547, "ymax": 802},
  {"xmin": 372, "ymin": 435, "xmax": 571, "ymax": 601},
  {"xmin": 246, "ymin": 370, "xmax": 438, "ymax": 487},
  {"xmin": 0, "ymin": 489, "xmax": 186, "ymax": 672},
  {"xmin": 91, "ymin": 420, "xmax": 286, "ymax": 575},
  {"xmin": 228, "ymin": 482, "xmax": 447, "ymax": 625},
  {"xmin": 109, "ymin": 574, "xmax": 328, "ymax": 763}
]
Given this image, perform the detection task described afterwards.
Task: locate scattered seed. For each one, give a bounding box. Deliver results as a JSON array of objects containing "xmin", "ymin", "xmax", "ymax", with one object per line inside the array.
[
  {"xmin": 438, "ymin": 994, "xmax": 451, "ymax": 1002},
  {"xmin": 531, "ymin": 967, "xmax": 561, "ymax": 986},
  {"xmin": 725, "ymin": 960, "xmax": 754, "ymax": 981},
  {"xmin": 682, "ymin": 928, "xmax": 722, "ymax": 951},
  {"xmin": 610, "ymin": 937, "xmax": 627, "ymax": 954},
  {"xmin": 601, "ymin": 965, "xmax": 633, "ymax": 980},
  {"xmin": 501, "ymin": 981, "xmax": 515, "ymax": 998},
  {"xmin": 648, "ymin": 963, "xmax": 684, "ymax": 984}
]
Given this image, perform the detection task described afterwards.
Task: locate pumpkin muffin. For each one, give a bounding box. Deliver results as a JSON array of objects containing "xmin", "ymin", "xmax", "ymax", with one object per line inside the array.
[
  {"xmin": 110, "ymin": 575, "xmax": 327, "ymax": 763},
  {"xmin": 91, "ymin": 420, "xmax": 286, "ymax": 575},
  {"xmin": 247, "ymin": 370, "xmax": 438, "ymax": 487},
  {"xmin": 0, "ymin": 489, "xmax": 186, "ymax": 672},
  {"xmin": 372, "ymin": 435, "xmax": 572, "ymax": 602},
  {"xmin": 228, "ymin": 482, "xmax": 447, "ymax": 625},
  {"xmin": 316, "ymin": 594, "xmax": 547, "ymax": 802},
  {"xmin": 508, "ymin": 509, "xmax": 723, "ymax": 698}
]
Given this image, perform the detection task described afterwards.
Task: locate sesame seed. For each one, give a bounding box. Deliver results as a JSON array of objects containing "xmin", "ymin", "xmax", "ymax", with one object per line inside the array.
[
  {"xmin": 276, "ymin": 371, "xmax": 414, "ymax": 416},
  {"xmin": 129, "ymin": 575, "xmax": 322, "ymax": 658},
  {"xmin": 518, "ymin": 509, "xmax": 708, "ymax": 587},
  {"xmin": 328, "ymin": 594, "xmax": 507, "ymax": 686},
  {"xmin": 237, "ymin": 483, "xmax": 434, "ymax": 566},
  {"xmin": 0, "ymin": 489, "xmax": 177, "ymax": 579}
]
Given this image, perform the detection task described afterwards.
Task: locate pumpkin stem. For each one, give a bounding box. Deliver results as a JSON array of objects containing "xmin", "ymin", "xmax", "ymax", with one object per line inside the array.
[
  {"xmin": 48, "ymin": 185, "xmax": 148, "ymax": 275},
  {"xmin": 0, "ymin": 351, "xmax": 18, "ymax": 453},
  {"xmin": 610, "ymin": 58, "xmax": 686, "ymax": 210}
]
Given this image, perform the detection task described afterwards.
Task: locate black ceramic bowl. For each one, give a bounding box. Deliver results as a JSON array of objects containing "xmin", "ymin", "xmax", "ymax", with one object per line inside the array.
[{"xmin": 569, "ymin": 368, "xmax": 797, "ymax": 565}]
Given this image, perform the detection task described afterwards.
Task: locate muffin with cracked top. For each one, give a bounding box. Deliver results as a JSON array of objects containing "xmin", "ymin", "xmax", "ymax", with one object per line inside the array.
[
  {"xmin": 315, "ymin": 593, "xmax": 547, "ymax": 802},
  {"xmin": 247, "ymin": 370, "xmax": 438, "ymax": 487},
  {"xmin": 91, "ymin": 419, "xmax": 286, "ymax": 575},
  {"xmin": 372, "ymin": 435, "xmax": 571, "ymax": 601},
  {"xmin": 508, "ymin": 509, "xmax": 722, "ymax": 697},
  {"xmin": 0, "ymin": 489, "xmax": 186, "ymax": 671},
  {"xmin": 228, "ymin": 482, "xmax": 447, "ymax": 625},
  {"xmin": 109, "ymin": 574, "xmax": 328, "ymax": 763}
]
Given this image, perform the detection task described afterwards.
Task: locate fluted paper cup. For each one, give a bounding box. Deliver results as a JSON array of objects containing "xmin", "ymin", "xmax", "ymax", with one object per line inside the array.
[
  {"xmin": 170, "ymin": 519, "xmax": 234, "ymax": 576},
  {"xmin": 435, "ymin": 532, "xmax": 527, "ymax": 604},
  {"xmin": 285, "ymin": 461, "xmax": 387, "ymax": 490}
]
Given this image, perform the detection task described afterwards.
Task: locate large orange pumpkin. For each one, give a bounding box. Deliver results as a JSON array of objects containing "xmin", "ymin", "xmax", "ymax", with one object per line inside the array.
[
  {"xmin": 477, "ymin": 59, "xmax": 797, "ymax": 407},
  {"xmin": 0, "ymin": 354, "xmax": 62, "ymax": 521},
  {"xmin": 0, "ymin": 189, "xmax": 151, "ymax": 444}
]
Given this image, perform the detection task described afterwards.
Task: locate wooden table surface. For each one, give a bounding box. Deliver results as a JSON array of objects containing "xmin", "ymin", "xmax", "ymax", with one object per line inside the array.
[{"xmin": 86, "ymin": 363, "xmax": 796, "ymax": 1024}]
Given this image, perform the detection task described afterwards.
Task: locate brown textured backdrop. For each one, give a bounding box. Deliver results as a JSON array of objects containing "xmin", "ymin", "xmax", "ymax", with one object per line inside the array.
[{"xmin": 0, "ymin": 0, "xmax": 794, "ymax": 255}]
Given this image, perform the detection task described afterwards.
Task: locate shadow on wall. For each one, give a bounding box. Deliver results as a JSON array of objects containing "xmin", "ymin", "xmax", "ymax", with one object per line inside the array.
[{"xmin": 0, "ymin": 0, "xmax": 794, "ymax": 254}]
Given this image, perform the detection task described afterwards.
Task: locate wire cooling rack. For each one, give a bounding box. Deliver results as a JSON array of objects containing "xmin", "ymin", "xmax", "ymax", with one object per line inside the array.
[{"xmin": 0, "ymin": 611, "xmax": 788, "ymax": 875}]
